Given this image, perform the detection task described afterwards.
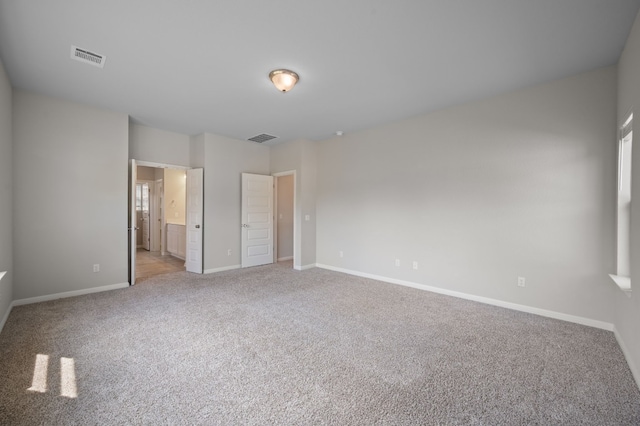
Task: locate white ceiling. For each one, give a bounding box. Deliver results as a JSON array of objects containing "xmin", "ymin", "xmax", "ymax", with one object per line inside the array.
[{"xmin": 0, "ymin": 1, "xmax": 639, "ymax": 144}]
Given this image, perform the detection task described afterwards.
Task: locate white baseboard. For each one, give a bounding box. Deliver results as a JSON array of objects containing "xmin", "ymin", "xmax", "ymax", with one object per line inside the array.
[
  {"xmin": 294, "ymin": 264, "xmax": 316, "ymax": 271},
  {"xmin": 277, "ymin": 256, "xmax": 294, "ymax": 261},
  {"xmin": 169, "ymin": 253, "xmax": 185, "ymax": 261},
  {"xmin": 613, "ymin": 326, "xmax": 640, "ymax": 391},
  {"xmin": 315, "ymin": 264, "xmax": 613, "ymax": 331},
  {"xmin": 205, "ymin": 262, "xmax": 307, "ymax": 274},
  {"xmin": 12, "ymin": 282, "xmax": 130, "ymax": 307},
  {"xmin": 204, "ymin": 265, "xmax": 241, "ymax": 274}
]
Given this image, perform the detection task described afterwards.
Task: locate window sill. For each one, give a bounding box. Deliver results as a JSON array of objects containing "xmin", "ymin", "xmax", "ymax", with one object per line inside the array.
[{"xmin": 609, "ymin": 274, "xmax": 632, "ymax": 297}]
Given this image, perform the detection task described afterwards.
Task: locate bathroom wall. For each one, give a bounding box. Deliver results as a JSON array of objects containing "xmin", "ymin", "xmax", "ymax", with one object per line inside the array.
[{"xmin": 164, "ymin": 168, "xmax": 186, "ymax": 225}]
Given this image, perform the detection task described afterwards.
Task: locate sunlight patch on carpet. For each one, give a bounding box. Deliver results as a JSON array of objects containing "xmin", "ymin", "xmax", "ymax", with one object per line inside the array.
[
  {"xmin": 60, "ymin": 357, "xmax": 77, "ymax": 398},
  {"xmin": 27, "ymin": 354, "xmax": 49, "ymax": 393},
  {"xmin": 27, "ymin": 354, "xmax": 78, "ymax": 398}
]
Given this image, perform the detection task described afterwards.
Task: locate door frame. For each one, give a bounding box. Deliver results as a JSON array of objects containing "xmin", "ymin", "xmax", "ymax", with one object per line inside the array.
[
  {"xmin": 128, "ymin": 159, "xmax": 137, "ymax": 285},
  {"xmin": 272, "ymin": 170, "xmax": 297, "ymax": 269},
  {"xmin": 129, "ymin": 160, "xmax": 197, "ymax": 284}
]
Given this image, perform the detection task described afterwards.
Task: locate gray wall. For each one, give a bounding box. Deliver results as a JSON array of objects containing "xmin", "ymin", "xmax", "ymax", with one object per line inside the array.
[
  {"xmin": 203, "ymin": 133, "xmax": 270, "ymax": 271},
  {"xmin": 0, "ymin": 58, "xmax": 12, "ymax": 323},
  {"xmin": 13, "ymin": 91, "xmax": 129, "ymax": 299},
  {"xmin": 316, "ymin": 66, "xmax": 617, "ymax": 324},
  {"xmin": 129, "ymin": 123, "xmax": 191, "ymax": 167},
  {"xmin": 300, "ymin": 141, "xmax": 317, "ymax": 267},
  {"xmin": 615, "ymin": 9, "xmax": 640, "ymax": 386},
  {"xmin": 190, "ymin": 134, "xmax": 205, "ymax": 168}
]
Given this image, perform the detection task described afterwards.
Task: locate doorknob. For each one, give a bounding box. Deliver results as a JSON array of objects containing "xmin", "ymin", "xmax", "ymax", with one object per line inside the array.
[
  {"xmin": 242, "ymin": 224, "xmax": 249, "ymax": 228},
  {"xmin": 195, "ymin": 224, "xmax": 200, "ymax": 228}
]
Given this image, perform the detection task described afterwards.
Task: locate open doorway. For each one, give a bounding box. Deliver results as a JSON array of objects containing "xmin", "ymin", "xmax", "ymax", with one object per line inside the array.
[
  {"xmin": 135, "ymin": 164, "xmax": 188, "ymax": 282},
  {"xmin": 274, "ymin": 172, "xmax": 295, "ymax": 268}
]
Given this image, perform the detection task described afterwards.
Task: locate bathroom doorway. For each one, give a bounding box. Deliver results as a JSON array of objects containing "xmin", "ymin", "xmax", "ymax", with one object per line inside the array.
[{"xmin": 133, "ymin": 163, "xmax": 188, "ymax": 282}]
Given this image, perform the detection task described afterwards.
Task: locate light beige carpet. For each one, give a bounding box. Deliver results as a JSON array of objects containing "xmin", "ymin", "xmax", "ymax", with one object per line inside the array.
[{"xmin": 1, "ymin": 262, "xmax": 639, "ymax": 425}]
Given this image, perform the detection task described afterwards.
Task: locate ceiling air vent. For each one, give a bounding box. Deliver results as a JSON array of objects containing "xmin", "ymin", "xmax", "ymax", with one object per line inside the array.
[
  {"xmin": 248, "ymin": 134, "xmax": 277, "ymax": 143},
  {"xmin": 70, "ymin": 45, "xmax": 106, "ymax": 68}
]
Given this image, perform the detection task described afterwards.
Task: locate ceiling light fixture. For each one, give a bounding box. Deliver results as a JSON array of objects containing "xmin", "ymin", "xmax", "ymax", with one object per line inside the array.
[{"xmin": 269, "ymin": 69, "xmax": 299, "ymax": 92}]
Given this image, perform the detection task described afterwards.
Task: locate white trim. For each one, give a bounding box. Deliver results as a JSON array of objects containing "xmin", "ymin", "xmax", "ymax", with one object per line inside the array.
[
  {"xmin": 614, "ymin": 326, "xmax": 640, "ymax": 391},
  {"xmin": 295, "ymin": 264, "xmax": 316, "ymax": 271},
  {"xmin": 315, "ymin": 264, "xmax": 613, "ymax": 331},
  {"xmin": 0, "ymin": 270, "xmax": 9, "ymax": 332},
  {"xmin": 12, "ymin": 282, "xmax": 130, "ymax": 307},
  {"xmin": 277, "ymin": 256, "xmax": 293, "ymax": 261},
  {"xmin": 136, "ymin": 160, "xmax": 190, "ymax": 170},
  {"xmin": 621, "ymin": 110, "xmax": 633, "ymax": 139},
  {"xmin": 204, "ymin": 265, "xmax": 241, "ymax": 274},
  {"xmin": 272, "ymin": 170, "xmax": 297, "ymax": 177},
  {"xmin": 609, "ymin": 274, "xmax": 632, "ymax": 296},
  {"xmin": 0, "ymin": 302, "xmax": 12, "ymax": 335}
]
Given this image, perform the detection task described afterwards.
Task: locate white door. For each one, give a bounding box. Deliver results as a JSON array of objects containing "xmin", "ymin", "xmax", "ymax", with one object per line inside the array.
[
  {"xmin": 241, "ymin": 173, "xmax": 274, "ymax": 268},
  {"xmin": 129, "ymin": 159, "xmax": 137, "ymax": 285},
  {"xmin": 186, "ymin": 168, "xmax": 204, "ymax": 273}
]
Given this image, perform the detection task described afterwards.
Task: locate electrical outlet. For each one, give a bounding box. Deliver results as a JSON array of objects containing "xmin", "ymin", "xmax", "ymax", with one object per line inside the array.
[
  {"xmin": 518, "ymin": 277, "xmax": 526, "ymax": 287},
  {"xmin": 93, "ymin": 264, "xmax": 100, "ymax": 273},
  {"xmin": 339, "ymin": 251, "xmax": 344, "ymax": 258},
  {"xmin": 412, "ymin": 261, "xmax": 418, "ymax": 270},
  {"xmin": 395, "ymin": 259, "xmax": 400, "ymax": 267},
  {"xmin": 227, "ymin": 249, "xmax": 231, "ymax": 256},
  {"xmin": 305, "ymin": 214, "xmax": 310, "ymax": 221}
]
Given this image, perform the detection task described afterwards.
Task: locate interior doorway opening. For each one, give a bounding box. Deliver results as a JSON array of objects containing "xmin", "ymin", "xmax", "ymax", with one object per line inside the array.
[
  {"xmin": 275, "ymin": 174, "xmax": 294, "ymax": 263},
  {"xmin": 132, "ymin": 162, "xmax": 190, "ymax": 283},
  {"xmin": 273, "ymin": 171, "xmax": 296, "ymax": 269}
]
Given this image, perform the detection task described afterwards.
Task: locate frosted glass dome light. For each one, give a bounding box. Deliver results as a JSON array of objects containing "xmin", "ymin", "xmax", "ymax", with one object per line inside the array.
[{"xmin": 269, "ymin": 69, "xmax": 299, "ymax": 92}]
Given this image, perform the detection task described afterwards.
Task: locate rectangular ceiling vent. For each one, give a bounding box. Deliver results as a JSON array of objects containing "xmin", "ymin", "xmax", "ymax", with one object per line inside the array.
[
  {"xmin": 70, "ymin": 45, "xmax": 106, "ymax": 68},
  {"xmin": 248, "ymin": 133, "xmax": 277, "ymax": 143}
]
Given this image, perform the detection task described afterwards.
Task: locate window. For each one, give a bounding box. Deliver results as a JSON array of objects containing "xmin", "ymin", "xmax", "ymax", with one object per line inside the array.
[{"xmin": 611, "ymin": 113, "xmax": 632, "ymax": 293}]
